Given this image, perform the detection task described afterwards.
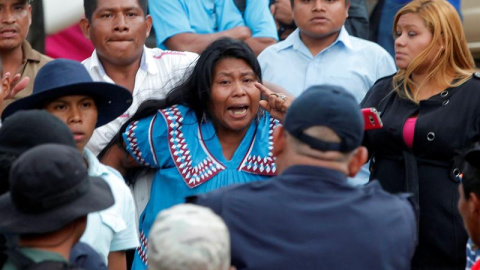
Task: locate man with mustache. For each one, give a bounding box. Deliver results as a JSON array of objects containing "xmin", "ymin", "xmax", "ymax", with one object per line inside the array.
[{"xmin": 0, "ymin": 0, "xmax": 51, "ymax": 115}]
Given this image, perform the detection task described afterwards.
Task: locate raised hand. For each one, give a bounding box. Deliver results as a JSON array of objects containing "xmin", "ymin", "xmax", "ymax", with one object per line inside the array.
[{"xmin": 255, "ymin": 82, "xmax": 293, "ymax": 122}]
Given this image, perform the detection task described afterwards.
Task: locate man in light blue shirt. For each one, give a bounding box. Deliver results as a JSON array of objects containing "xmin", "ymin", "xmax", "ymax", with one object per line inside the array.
[
  {"xmin": 150, "ymin": 0, "xmax": 278, "ymax": 55},
  {"xmin": 259, "ymin": 0, "xmax": 396, "ymax": 185},
  {"xmin": 258, "ymin": 0, "xmax": 396, "ymax": 102}
]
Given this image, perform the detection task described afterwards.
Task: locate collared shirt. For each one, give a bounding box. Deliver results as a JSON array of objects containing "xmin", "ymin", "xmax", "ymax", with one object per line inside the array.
[
  {"xmin": 2, "ymin": 247, "xmax": 67, "ymax": 270},
  {"xmin": 150, "ymin": 0, "xmax": 277, "ymax": 49},
  {"xmin": 80, "ymin": 148, "xmax": 139, "ymax": 264},
  {"xmin": 258, "ymin": 27, "xmax": 396, "ymax": 102},
  {"xmin": 258, "ymin": 27, "xmax": 395, "ymax": 186},
  {"xmin": 0, "ymin": 41, "xmax": 52, "ymax": 113},
  {"xmin": 83, "ymin": 46, "xmax": 198, "ymax": 156},
  {"xmin": 467, "ymin": 239, "xmax": 480, "ymax": 270}
]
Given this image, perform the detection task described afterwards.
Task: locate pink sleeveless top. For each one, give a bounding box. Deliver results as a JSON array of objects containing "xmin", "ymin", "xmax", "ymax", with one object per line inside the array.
[{"xmin": 403, "ymin": 117, "xmax": 417, "ymax": 148}]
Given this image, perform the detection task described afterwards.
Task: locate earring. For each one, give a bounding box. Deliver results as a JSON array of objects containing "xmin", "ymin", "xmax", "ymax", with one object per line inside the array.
[
  {"xmin": 256, "ymin": 109, "xmax": 265, "ymax": 121},
  {"xmin": 201, "ymin": 112, "xmax": 208, "ymax": 124}
]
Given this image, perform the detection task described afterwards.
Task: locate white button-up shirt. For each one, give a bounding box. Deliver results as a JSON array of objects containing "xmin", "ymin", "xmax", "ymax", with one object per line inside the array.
[{"xmin": 83, "ymin": 46, "xmax": 198, "ymax": 156}]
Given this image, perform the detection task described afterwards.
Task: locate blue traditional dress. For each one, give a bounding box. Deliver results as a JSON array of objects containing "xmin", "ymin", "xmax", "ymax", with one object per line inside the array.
[{"xmin": 123, "ymin": 105, "xmax": 279, "ymax": 269}]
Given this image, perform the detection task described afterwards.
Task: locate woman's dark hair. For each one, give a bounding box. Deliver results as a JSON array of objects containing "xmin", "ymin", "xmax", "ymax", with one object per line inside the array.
[
  {"xmin": 119, "ymin": 37, "xmax": 261, "ymax": 135},
  {"xmin": 99, "ymin": 38, "xmax": 262, "ymax": 173}
]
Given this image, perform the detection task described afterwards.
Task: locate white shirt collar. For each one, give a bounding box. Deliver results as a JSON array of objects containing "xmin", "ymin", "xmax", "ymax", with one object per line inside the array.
[
  {"xmin": 86, "ymin": 46, "xmax": 158, "ymax": 81},
  {"xmin": 277, "ymin": 26, "xmax": 353, "ymax": 54}
]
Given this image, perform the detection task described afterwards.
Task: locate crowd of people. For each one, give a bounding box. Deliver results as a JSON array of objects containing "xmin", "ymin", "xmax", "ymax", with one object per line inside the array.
[{"xmin": 0, "ymin": 0, "xmax": 478, "ymax": 270}]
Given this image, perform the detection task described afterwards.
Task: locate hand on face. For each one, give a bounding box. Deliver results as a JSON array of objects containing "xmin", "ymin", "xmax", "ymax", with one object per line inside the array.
[{"xmin": 256, "ymin": 82, "xmax": 293, "ymax": 122}]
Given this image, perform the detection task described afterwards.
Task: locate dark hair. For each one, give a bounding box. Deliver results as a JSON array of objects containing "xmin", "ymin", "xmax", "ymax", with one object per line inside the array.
[
  {"xmin": 462, "ymin": 163, "xmax": 480, "ymax": 199},
  {"xmin": 461, "ymin": 145, "xmax": 480, "ymax": 199},
  {"xmin": 119, "ymin": 37, "xmax": 261, "ymax": 133},
  {"xmin": 84, "ymin": 0, "xmax": 148, "ymax": 21},
  {"xmin": 458, "ymin": 141, "xmax": 480, "ymax": 199}
]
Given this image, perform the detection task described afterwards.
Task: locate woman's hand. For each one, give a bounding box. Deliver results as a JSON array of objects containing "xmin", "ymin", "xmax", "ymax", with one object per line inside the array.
[{"xmin": 255, "ymin": 82, "xmax": 293, "ymax": 122}]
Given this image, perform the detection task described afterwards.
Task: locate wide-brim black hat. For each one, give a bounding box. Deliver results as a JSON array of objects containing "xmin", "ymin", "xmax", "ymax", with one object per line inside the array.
[
  {"xmin": 1, "ymin": 59, "xmax": 132, "ymax": 127},
  {"xmin": 0, "ymin": 144, "xmax": 115, "ymax": 234}
]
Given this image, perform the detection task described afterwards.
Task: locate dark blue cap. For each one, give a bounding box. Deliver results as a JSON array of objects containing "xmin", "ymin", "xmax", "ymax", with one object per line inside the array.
[{"xmin": 284, "ymin": 85, "xmax": 364, "ymax": 153}]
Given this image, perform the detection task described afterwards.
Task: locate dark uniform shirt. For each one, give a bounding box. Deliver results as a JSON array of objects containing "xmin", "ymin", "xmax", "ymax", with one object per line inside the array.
[{"xmin": 193, "ymin": 165, "xmax": 417, "ymax": 270}]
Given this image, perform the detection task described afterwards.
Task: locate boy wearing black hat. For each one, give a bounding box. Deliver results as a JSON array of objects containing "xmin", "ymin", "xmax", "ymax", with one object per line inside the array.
[
  {"xmin": 0, "ymin": 110, "xmax": 77, "ymax": 194},
  {"xmin": 0, "ymin": 144, "xmax": 114, "ymax": 270},
  {"xmin": 0, "ymin": 110, "xmax": 108, "ymax": 270},
  {"xmin": 1, "ymin": 59, "xmax": 139, "ymax": 270},
  {"xmin": 192, "ymin": 86, "xmax": 417, "ymax": 270}
]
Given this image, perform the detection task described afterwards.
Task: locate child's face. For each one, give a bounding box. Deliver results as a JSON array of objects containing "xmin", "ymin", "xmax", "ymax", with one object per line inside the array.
[{"xmin": 44, "ymin": 95, "xmax": 98, "ymax": 153}]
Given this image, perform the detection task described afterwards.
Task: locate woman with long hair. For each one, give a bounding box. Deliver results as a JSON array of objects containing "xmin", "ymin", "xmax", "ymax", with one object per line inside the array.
[
  {"xmin": 105, "ymin": 38, "xmax": 291, "ymax": 270},
  {"xmin": 361, "ymin": 0, "xmax": 477, "ymax": 269}
]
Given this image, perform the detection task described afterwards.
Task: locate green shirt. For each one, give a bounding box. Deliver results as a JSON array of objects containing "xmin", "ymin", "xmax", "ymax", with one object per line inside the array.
[{"xmin": 2, "ymin": 247, "xmax": 67, "ymax": 270}]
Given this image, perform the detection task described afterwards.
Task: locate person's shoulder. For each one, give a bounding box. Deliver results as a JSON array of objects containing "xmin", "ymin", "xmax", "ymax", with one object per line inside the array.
[
  {"xmin": 360, "ymin": 181, "xmax": 416, "ymax": 214},
  {"xmin": 258, "ymin": 40, "xmax": 292, "ymax": 61},
  {"xmin": 96, "ymin": 165, "xmax": 131, "ymax": 193},
  {"xmin": 348, "ymin": 36, "xmax": 391, "ymax": 55},
  {"xmin": 147, "ymin": 47, "xmax": 198, "ymax": 71},
  {"xmin": 366, "ymin": 73, "xmax": 395, "ymax": 93},
  {"xmin": 84, "ymin": 149, "xmax": 131, "ymax": 194},
  {"xmin": 361, "ymin": 73, "xmax": 395, "ymax": 106},
  {"xmin": 38, "ymin": 53, "xmax": 53, "ymax": 64},
  {"xmin": 190, "ymin": 180, "xmax": 272, "ymax": 211},
  {"xmin": 373, "ymin": 73, "xmax": 395, "ymax": 86},
  {"xmin": 148, "ymin": 47, "xmax": 198, "ymax": 62}
]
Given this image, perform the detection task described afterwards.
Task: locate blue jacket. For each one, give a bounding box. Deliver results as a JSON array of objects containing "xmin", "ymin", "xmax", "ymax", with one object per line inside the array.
[{"xmin": 193, "ymin": 165, "xmax": 417, "ymax": 270}]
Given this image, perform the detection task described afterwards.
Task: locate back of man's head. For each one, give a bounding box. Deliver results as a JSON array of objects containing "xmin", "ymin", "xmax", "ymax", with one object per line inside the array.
[
  {"xmin": 277, "ymin": 85, "xmax": 366, "ymax": 175},
  {"xmin": 83, "ymin": 0, "xmax": 148, "ymax": 20},
  {"xmin": 148, "ymin": 204, "xmax": 231, "ymax": 270},
  {"xmin": 284, "ymin": 85, "xmax": 363, "ymax": 154}
]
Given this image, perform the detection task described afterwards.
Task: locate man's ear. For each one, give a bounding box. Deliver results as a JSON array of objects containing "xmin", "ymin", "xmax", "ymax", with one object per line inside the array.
[
  {"xmin": 272, "ymin": 125, "xmax": 286, "ymax": 157},
  {"xmin": 345, "ymin": 1, "xmax": 350, "ymax": 19},
  {"xmin": 145, "ymin": 15, "xmax": 153, "ymax": 38},
  {"xmin": 347, "ymin": 146, "xmax": 368, "ymax": 177},
  {"xmin": 79, "ymin": 18, "xmax": 91, "ymax": 39},
  {"xmin": 27, "ymin": 4, "xmax": 32, "ymax": 26},
  {"xmin": 469, "ymin": 193, "xmax": 480, "ymax": 217}
]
